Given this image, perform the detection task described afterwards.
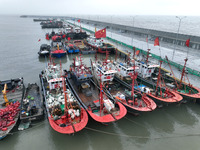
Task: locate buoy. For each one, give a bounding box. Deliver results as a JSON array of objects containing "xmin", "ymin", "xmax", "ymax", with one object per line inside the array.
[{"xmin": 2, "ymin": 127, "xmax": 8, "ymax": 131}]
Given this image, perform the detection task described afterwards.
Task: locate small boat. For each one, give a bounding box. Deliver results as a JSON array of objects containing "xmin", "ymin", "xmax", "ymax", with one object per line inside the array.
[
  {"xmin": 51, "ymin": 40, "xmax": 66, "ymax": 58},
  {"xmin": 0, "ymin": 78, "xmax": 24, "ymax": 140},
  {"xmin": 40, "ymin": 60, "xmax": 88, "ymax": 134},
  {"xmin": 85, "ymin": 37, "xmax": 115, "ymax": 54},
  {"xmin": 65, "ymin": 43, "xmax": 79, "ymax": 54},
  {"xmin": 51, "ymin": 49, "xmax": 66, "ymax": 58},
  {"xmin": 38, "ymin": 44, "xmax": 50, "ymax": 57},
  {"xmin": 73, "ymin": 40, "xmax": 96, "ymax": 54},
  {"xmin": 20, "ymin": 83, "xmax": 44, "ymax": 123},
  {"xmin": 67, "ymin": 54, "xmax": 127, "ymax": 123}
]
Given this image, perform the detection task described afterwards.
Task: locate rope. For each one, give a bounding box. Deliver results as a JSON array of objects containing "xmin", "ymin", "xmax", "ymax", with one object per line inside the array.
[
  {"xmin": 85, "ymin": 126, "xmax": 200, "ymax": 140},
  {"xmin": 124, "ymin": 116, "xmax": 146, "ymax": 128},
  {"xmin": 8, "ymin": 120, "xmax": 46, "ymax": 135}
]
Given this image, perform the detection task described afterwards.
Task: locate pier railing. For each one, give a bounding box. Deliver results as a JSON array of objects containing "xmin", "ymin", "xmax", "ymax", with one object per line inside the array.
[{"xmin": 68, "ymin": 21, "xmax": 200, "ymax": 78}]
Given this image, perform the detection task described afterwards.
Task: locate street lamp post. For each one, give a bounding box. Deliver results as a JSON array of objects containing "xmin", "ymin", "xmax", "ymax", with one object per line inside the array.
[
  {"xmin": 111, "ymin": 15, "xmax": 113, "ymax": 38},
  {"xmin": 131, "ymin": 15, "xmax": 137, "ymax": 46},
  {"xmin": 172, "ymin": 16, "xmax": 186, "ymax": 61}
]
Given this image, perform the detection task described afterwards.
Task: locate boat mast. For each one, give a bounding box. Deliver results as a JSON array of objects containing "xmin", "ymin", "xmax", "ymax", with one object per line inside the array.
[
  {"xmin": 155, "ymin": 60, "xmax": 162, "ymax": 96},
  {"xmin": 179, "ymin": 58, "xmax": 188, "ymax": 89},
  {"xmin": 115, "ymin": 48, "xmax": 118, "ymax": 61},
  {"xmin": 146, "ymin": 49, "xmax": 150, "ymax": 65},
  {"xmin": 133, "ymin": 46, "xmax": 136, "ymax": 59},
  {"xmin": 99, "ymin": 73, "xmax": 103, "ymax": 117},
  {"xmin": 165, "ymin": 56, "xmax": 178, "ymax": 88},
  {"xmin": 62, "ymin": 78, "xmax": 68, "ymax": 114}
]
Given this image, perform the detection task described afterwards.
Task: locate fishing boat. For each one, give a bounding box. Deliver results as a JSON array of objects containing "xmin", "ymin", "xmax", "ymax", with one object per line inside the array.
[
  {"xmin": 104, "ymin": 61, "xmax": 157, "ymax": 114},
  {"xmin": 50, "ymin": 36, "xmax": 66, "ymax": 58},
  {"xmin": 39, "ymin": 60, "xmax": 88, "ymax": 134},
  {"xmin": 73, "ymin": 40, "xmax": 95, "ymax": 54},
  {"xmin": 66, "ymin": 27, "xmax": 88, "ymax": 40},
  {"xmin": 41, "ymin": 20, "xmax": 63, "ymax": 29},
  {"xmin": 0, "ymin": 78, "xmax": 24, "ymax": 140},
  {"xmin": 38, "ymin": 44, "xmax": 50, "ymax": 57},
  {"xmin": 85, "ymin": 37, "xmax": 115, "ymax": 54},
  {"xmin": 65, "ymin": 43, "xmax": 79, "ymax": 54},
  {"xmin": 161, "ymin": 56, "xmax": 200, "ymax": 101},
  {"xmin": 67, "ymin": 54, "xmax": 127, "ymax": 123},
  {"xmin": 20, "ymin": 83, "xmax": 44, "ymax": 123},
  {"xmin": 133, "ymin": 59, "xmax": 183, "ymax": 106}
]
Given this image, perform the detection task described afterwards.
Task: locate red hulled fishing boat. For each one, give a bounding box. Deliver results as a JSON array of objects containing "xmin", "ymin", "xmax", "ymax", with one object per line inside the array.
[
  {"xmin": 40, "ymin": 59, "xmax": 88, "ymax": 134},
  {"xmin": 67, "ymin": 54, "xmax": 127, "ymax": 123}
]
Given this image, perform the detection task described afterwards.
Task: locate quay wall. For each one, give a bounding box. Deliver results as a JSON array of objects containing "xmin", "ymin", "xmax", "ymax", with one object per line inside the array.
[
  {"xmin": 67, "ymin": 21, "xmax": 200, "ymax": 77},
  {"xmin": 75, "ymin": 18, "xmax": 200, "ymax": 50}
]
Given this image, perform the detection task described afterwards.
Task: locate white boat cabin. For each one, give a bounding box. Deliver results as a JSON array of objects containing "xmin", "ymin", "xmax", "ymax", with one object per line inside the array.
[
  {"xmin": 92, "ymin": 60, "xmax": 117, "ymax": 82},
  {"xmin": 74, "ymin": 27, "xmax": 81, "ymax": 33},
  {"xmin": 65, "ymin": 27, "xmax": 73, "ymax": 33},
  {"xmin": 113, "ymin": 62, "xmax": 139, "ymax": 78},
  {"xmin": 135, "ymin": 61, "xmax": 159, "ymax": 78},
  {"xmin": 52, "ymin": 41, "xmax": 63, "ymax": 47},
  {"xmin": 48, "ymin": 78, "xmax": 63, "ymax": 90},
  {"xmin": 87, "ymin": 37, "xmax": 103, "ymax": 47}
]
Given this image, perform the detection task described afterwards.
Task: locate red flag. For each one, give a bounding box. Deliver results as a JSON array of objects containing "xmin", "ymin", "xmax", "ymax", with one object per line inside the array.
[
  {"xmin": 136, "ymin": 50, "xmax": 140, "ymax": 55},
  {"xmin": 38, "ymin": 39, "xmax": 41, "ymax": 42},
  {"xmin": 185, "ymin": 38, "xmax": 190, "ymax": 47},
  {"xmin": 67, "ymin": 37, "xmax": 71, "ymax": 41},
  {"xmin": 146, "ymin": 36, "xmax": 148, "ymax": 43},
  {"xmin": 78, "ymin": 19, "xmax": 80, "ymax": 23},
  {"xmin": 95, "ymin": 28, "xmax": 106, "ymax": 38},
  {"xmin": 45, "ymin": 34, "xmax": 49, "ymax": 40},
  {"xmin": 154, "ymin": 37, "xmax": 159, "ymax": 46},
  {"xmin": 62, "ymin": 34, "xmax": 66, "ymax": 38}
]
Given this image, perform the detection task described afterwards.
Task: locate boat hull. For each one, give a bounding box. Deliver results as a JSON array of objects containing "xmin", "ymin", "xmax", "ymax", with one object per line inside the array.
[
  {"xmin": 51, "ymin": 52, "xmax": 66, "ymax": 58},
  {"xmin": 48, "ymin": 107, "xmax": 88, "ymax": 134}
]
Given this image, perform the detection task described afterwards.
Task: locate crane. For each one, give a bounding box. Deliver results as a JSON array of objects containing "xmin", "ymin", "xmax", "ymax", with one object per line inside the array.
[{"xmin": 2, "ymin": 84, "xmax": 9, "ymax": 106}]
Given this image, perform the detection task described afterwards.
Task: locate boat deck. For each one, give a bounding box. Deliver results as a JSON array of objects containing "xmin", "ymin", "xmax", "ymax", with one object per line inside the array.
[
  {"xmin": 68, "ymin": 78, "xmax": 100, "ymax": 107},
  {"xmin": 20, "ymin": 84, "xmax": 44, "ymax": 121}
]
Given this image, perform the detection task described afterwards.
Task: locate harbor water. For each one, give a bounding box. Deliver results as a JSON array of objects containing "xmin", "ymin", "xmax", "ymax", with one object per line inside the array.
[{"xmin": 1, "ymin": 15, "xmax": 200, "ymax": 150}]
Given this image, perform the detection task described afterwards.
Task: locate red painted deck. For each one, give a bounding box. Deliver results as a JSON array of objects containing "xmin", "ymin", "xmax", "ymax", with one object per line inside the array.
[
  {"xmin": 48, "ymin": 108, "xmax": 88, "ymax": 134},
  {"xmin": 87, "ymin": 100, "xmax": 127, "ymax": 123}
]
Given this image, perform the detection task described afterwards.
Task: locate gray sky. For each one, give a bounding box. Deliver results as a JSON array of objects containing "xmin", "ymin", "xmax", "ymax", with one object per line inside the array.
[{"xmin": 0, "ymin": 0, "xmax": 200, "ymax": 16}]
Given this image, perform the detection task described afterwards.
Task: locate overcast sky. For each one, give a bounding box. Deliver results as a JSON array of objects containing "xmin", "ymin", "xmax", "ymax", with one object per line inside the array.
[{"xmin": 0, "ymin": 0, "xmax": 200, "ymax": 16}]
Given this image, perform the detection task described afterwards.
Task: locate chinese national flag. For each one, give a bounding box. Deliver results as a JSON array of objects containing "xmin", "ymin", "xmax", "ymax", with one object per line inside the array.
[
  {"xmin": 185, "ymin": 38, "xmax": 190, "ymax": 47},
  {"xmin": 62, "ymin": 34, "xmax": 66, "ymax": 38},
  {"xmin": 154, "ymin": 37, "xmax": 159, "ymax": 46},
  {"xmin": 136, "ymin": 50, "xmax": 140, "ymax": 55},
  {"xmin": 38, "ymin": 39, "xmax": 41, "ymax": 42},
  {"xmin": 78, "ymin": 19, "xmax": 80, "ymax": 23},
  {"xmin": 95, "ymin": 28, "xmax": 106, "ymax": 38},
  {"xmin": 146, "ymin": 35, "xmax": 148, "ymax": 43},
  {"xmin": 46, "ymin": 34, "xmax": 49, "ymax": 40}
]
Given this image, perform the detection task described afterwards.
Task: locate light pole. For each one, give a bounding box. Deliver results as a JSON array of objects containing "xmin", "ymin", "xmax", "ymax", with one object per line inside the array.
[
  {"xmin": 172, "ymin": 16, "xmax": 186, "ymax": 61},
  {"xmin": 111, "ymin": 15, "xmax": 113, "ymax": 38},
  {"xmin": 131, "ymin": 15, "xmax": 137, "ymax": 27},
  {"xmin": 130, "ymin": 15, "xmax": 137, "ymax": 47}
]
